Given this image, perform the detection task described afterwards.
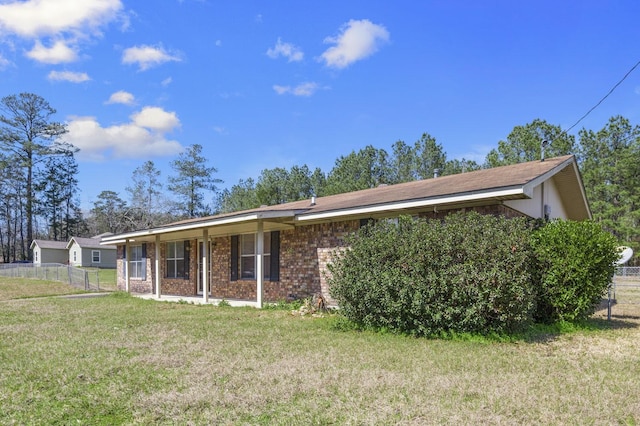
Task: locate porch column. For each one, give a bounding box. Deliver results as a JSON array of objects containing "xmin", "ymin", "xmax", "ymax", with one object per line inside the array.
[
  {"xmin": 202, "ymin": 228, "xmax": 209, "ymax": 303},
  {"xmin": 155, "ymin": 235, "xmax": 161, "ymax": 298},
  {"xmin": 256, "ymin": 221, "xmax": 264, "ymax": 308},
  {"xmin": 124, "ymin": 239, "xmax": 130, "ymax": 293}
]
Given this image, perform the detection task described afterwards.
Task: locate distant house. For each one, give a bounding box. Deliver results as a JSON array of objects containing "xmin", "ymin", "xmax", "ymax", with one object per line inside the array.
[
  {"xmin": 30, "ymin": 240, "xmax": 68, "ymax": 264},
  {"xmin": 67, "ymin": 237, "xmax": 117, "ymax": 268},
  {"xmin": 101, "ymin": 155, "xmax": 591, "ymax": 307}
]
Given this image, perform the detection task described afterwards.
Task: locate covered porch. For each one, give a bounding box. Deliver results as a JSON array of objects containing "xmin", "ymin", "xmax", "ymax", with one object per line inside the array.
[{"xmin": 104, "ymin": 209, "xmax": 303, "ymax": 308}]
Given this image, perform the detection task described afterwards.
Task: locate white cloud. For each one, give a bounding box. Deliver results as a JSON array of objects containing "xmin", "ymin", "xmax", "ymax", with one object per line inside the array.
[
  {"xmin": 320, "ymin": 19, "xmax": 389, "ymax": 69},
  {"xmin": 273, "ymin": 82, "xmax": 320, "ymax": 97},
  {"xmin": 26, "ymin": 40, "xmax": 77, "ymax": 63},
  {"xmin": 0, "ymin": 0, "xmax": 124, "ymax": 65},
  {"xmin": 266, "ymin": 38, "xmax": 303, "ymax": 62},
  {"xmin": 131, "ymin": 106, "xmax": 180, "ymax": 132},
  {"xmin": 106, "ymin": 90, "xmax": 135, "ymax": 105},
  {"xmin": 122, "ymin": 44, "xmax": 181, "ymax": 71},
  {"xmin": 0, "ymin": 0, "xmax": 123, "ymax": 38},
  {"xmin": 161, "ymin": 77, "xmax": 173, "ymax": 87},
  {"xmin": 47, "ymin": 70, "xmax": 90, "ymax": 82},
  {"xmin": 65, "ymin": 106, "xmax": 183, "ymax": 161}
]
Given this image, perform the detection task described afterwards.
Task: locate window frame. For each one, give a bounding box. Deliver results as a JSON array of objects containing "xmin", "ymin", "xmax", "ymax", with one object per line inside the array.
[
  {"xmin": 92, "ymin": 250, "xmax": 101, "ymax": 263},
  {"xmin": 129, "ymin": 245, "xmax": 144, "ymax": 279},
  {"xmin": 166, "ymin": 241, "xmax": 189, "ymax": 279},
  {"xmin": 231, "ymin": 231, "xmax": 278, "ymax": 281}
]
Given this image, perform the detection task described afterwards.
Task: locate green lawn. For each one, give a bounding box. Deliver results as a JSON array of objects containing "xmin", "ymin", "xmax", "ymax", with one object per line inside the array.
[
  {"xmin": 0, "ymin": 277, "xmax": 639, "ymax": 424},
  {"xmin": 0, "ymin": 277, "xmax": 86, "ymax": 301},
  {"xmin": 82, "ymin": 267, "xmax": 117, "ymax": 291}
]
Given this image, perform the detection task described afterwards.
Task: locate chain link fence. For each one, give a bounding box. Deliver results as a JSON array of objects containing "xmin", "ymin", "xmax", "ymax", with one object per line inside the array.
[
  {"xmin": 615, "ymin": 266, "xmax": 640, "ymax": 277},
  {"xmin": 604, "ymin": 267, "xmax": 640, "ymax": 320},
  {"xmin": 0, "ymin": 263, "xmax": 105, "ymax": 291}
]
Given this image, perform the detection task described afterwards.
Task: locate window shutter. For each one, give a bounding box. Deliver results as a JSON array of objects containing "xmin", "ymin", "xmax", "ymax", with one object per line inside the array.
[
  {"xmin": 141, "ymin": 243, "xmax": 147, "ymax": 280},
  {"xmin": 270, "ymin": 231, "xmax": 280, "ymax": 282},
  {"xmin": 230, "ymin": 235, "xmax": 238, "ymax": 281},
  {"xmin": 183, "ymin": 241, "xmax": 190, "ymax": 280},
  {"xmin": 122, "ymin": 246, "xmax": 126, "ymax": 278}
]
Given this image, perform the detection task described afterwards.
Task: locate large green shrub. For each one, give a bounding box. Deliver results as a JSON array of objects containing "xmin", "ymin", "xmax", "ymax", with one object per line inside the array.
[
  {"xmin": 530, "ymin": 220, "xmax": 619, "ymax": 322},
  {"xmin": 328, "ymin": 212, "xmax": 536, "ymax": 336}
]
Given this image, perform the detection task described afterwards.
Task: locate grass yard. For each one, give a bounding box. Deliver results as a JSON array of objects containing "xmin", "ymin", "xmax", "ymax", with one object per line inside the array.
[
  {"xmin": 0, "ymin": 277, "xmax": 639, "ymax": 425},
  {"xmin": 0, "ymin": 277, "xmax": 86, "ymax": 301}
]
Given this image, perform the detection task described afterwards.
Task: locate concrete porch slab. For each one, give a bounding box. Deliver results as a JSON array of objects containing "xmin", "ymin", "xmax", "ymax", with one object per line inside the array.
[{"xmin": 132, "ymin": 293, "xmax": 259, "ymax": 308}]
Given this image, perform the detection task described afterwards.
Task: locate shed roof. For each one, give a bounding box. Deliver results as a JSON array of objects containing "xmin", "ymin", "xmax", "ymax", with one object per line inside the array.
[
  {"xmin": 30, "ymin": 240, "xmax": 68, "ymax": 250},
  {"xmin": 67, "ymin": 237, "xmax": 116, "ymax": 250}
]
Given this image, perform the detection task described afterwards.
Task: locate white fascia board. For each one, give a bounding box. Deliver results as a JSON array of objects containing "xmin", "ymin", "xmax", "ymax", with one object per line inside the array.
[
  {"xmin": 151, "ymin": 213, "xmax": 263, "ymax": 235},
  {"xmin": 100, "ymin": 239, "xmax": 127, "ymax": 245},
  {"xmin": 522, "ymin": 157, "xmax": 574, "ymax": 195},
  {"xmin": 296, "ymin": 187, "xmax": 526, "ymax": 222},
  {"xmin": 99, "ymin": 210, "xmax": 299, "ymax": 244}
]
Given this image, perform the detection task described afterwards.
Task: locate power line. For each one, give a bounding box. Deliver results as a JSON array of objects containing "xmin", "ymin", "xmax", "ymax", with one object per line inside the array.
[{"xmin": 563, "ymin": 58, "xmax": 640, "ymax": 135}]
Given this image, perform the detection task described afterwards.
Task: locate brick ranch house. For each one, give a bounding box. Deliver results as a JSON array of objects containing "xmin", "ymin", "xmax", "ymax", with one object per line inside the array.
[{"xmin": 100, "ymin": 155, "xmax": 590, "ymax": 307}]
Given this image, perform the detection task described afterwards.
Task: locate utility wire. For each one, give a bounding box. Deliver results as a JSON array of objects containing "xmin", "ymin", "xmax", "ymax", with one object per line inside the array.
[{"xmin": 563, "ymin": 58, "xmax": 640, "ymax": 135}]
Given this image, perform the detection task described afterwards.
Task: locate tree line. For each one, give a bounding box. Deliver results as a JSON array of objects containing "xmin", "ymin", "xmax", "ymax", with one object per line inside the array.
[
  {"xmin": 1, "ymin": 92, "xmax": 638, "ymax": 264},
  {"xmin": 0, "ymin": 93, "xmax": 221, "ymax": 262}
]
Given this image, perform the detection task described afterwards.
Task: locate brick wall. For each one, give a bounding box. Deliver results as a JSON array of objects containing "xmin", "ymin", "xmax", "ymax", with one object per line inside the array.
[
  {"xmin": 210, "ymin": 235, "xmax": 257, "ymax": 300},
  {"xmin": 159, "ymin": 240, "xmax": 197, "ymax": 296},
  {"xmin": 116, "ymin": 244, "xmax": 154, "ymax": 293},
  {"xmin": 204, "ymin": 220, "xmax": 358, "ymax": 303},
  {"xmin": 277, "ymin": 220, "xmax": 358, "ymax": 303},
  {"xmin": 115, "ymin": 206, "xmax": 523, "ymax": 302},
  {"xmin": 116, "ymin": 241, "xmax": 197, "ymax": 296}
]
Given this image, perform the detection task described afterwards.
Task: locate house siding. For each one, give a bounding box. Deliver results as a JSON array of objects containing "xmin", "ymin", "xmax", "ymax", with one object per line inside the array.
[
  {"xmin": 38, "ymin": 247, "xmax": 68, "ymax": 264},
  {"xmin": 505, "ymin": 179, "xmax": 568, "ymax": 220}
]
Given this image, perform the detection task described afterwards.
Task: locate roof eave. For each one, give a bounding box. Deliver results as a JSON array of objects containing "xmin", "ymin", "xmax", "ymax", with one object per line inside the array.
[
  {"xmin": 100, "ymin": 210, "xmax": 302, "ymax": 244},
  {"xmin": 296, "ymin": 187, "xmax": 526, "ymax": 223}
]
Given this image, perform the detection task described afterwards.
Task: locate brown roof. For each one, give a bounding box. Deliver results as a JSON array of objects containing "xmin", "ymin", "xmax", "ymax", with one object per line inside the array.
[
  {"xmin": 172, "ymin": 154, "xmax": 578, "ymax": 221},
  {"xmin": 101, "ymin": 155, "xmax": 588, "ymax": 243},
  {"xmin": 298, "ymin": 154, "xmax": 577, "ymax": 216}
]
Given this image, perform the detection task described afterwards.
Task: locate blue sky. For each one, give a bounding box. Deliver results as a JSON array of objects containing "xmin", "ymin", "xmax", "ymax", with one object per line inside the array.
[{"xmin": 1, "ymin": 0, "xmax": 639, "ymax": 210}]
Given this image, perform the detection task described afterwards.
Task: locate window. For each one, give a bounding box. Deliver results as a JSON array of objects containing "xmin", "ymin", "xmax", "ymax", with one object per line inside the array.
[
  {"xmin": 92, "ymin": 250, "xmax": 101, "ymax": 263},
  {"xmin": 130, "ymin": 245, "xmax": 145, "ymax": 279},
  {"xmin": 166, "ymin": 241, "xmax": 189, "ymax": 279},
  {"xmin": 231, "ymin": 231, "xmax": 279, "ymax": 281},
  {"xmin": 73, "ymin": 250, "xmax": 77, "ymax": 262}
]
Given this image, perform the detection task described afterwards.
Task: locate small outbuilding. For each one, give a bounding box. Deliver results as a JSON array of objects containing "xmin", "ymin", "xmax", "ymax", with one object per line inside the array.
[
  {"xmin": 66, "ymin": 237, "xmax": 117, "ymax": 268},
  {"xmin": 30, "ymin": 240, "xmax": 68, "ymax": 265}
]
